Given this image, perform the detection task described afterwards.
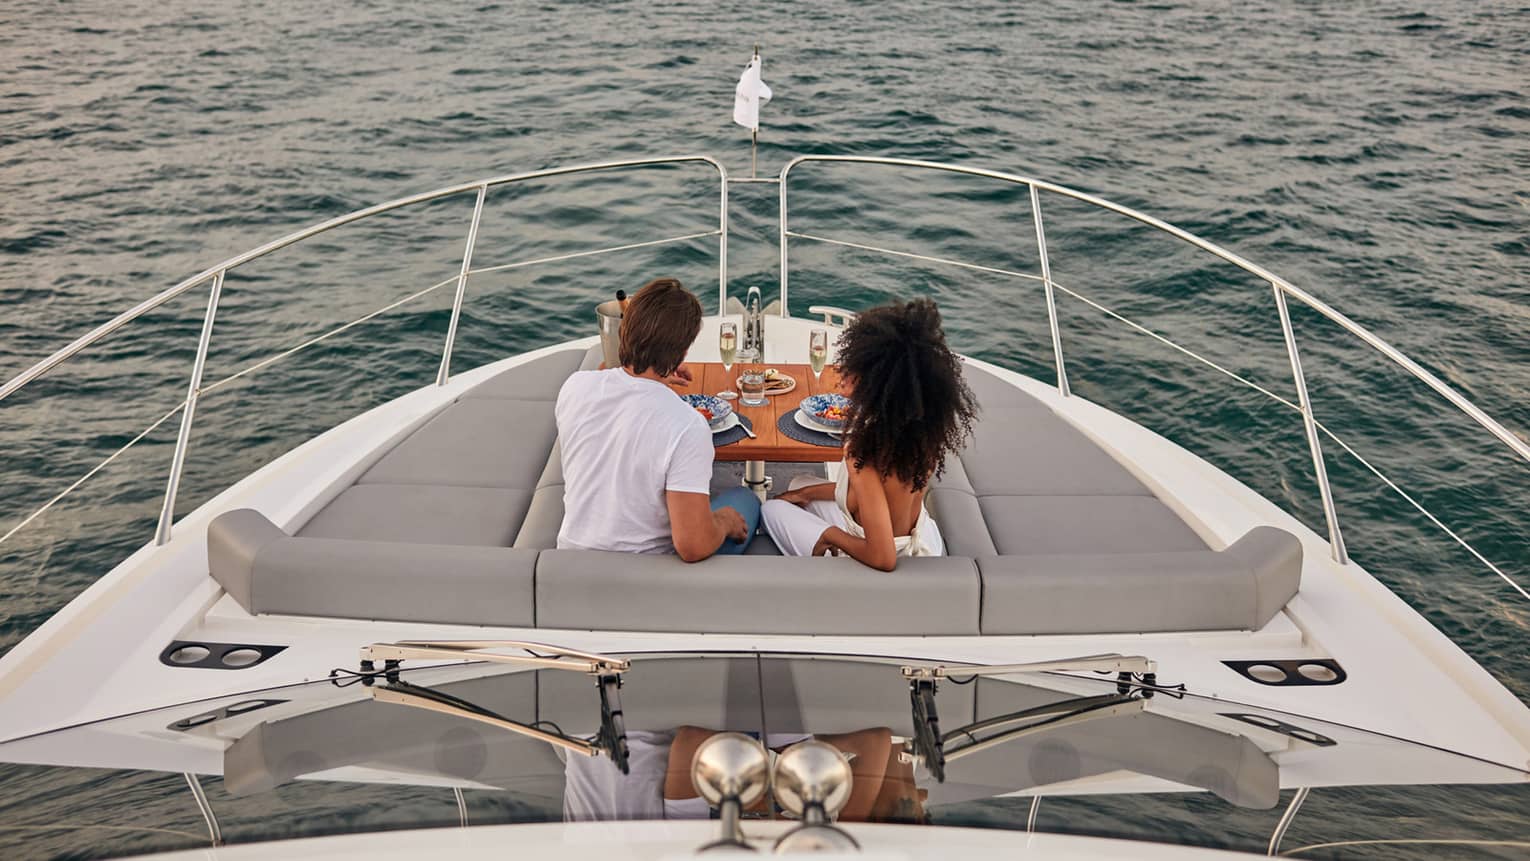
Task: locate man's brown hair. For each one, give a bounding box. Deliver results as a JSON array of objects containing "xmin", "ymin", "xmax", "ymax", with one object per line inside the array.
[{"xmin": 619, "ymin": 277, "xmax": 702, "ymax": 377}]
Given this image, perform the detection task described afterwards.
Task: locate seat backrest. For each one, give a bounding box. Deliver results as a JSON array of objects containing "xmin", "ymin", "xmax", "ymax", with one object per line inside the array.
[{"xmin": 536, "ymin": 550, "xmax": 981, "ymax": 635}]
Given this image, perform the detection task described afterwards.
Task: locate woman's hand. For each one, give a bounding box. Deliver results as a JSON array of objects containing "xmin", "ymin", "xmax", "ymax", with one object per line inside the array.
[
  {"xmin": 773, "ymin": 480, "xmax": 834, "ymax": 508},
  {"xmin": 775, "ymin": 487, "xmax": 812, "ymax": 507},
  {"xmin": 812, "ymin": 528, "xmax": 844, "ymax": 557}
]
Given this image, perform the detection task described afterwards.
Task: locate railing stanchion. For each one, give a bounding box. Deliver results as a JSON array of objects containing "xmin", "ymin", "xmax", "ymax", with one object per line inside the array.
[
  {"xmin": 437, "ymin": 185, "xmax": 488, "ymax": 387},
  {"xmin": 183, "ymin": 772, "xmax": 223, "ymax": 846},
  {"xmin": 155, "ymin": 270, "xmax": 225, "ymax": 546},
  {"xmin": 1267, "ymin": 786, "xmax": 1309, "ymax": 856},
  {"xmin": 1030, "ymin": 185, "xmax": 1070, "ymax": 397},
  {"xmin": 1274, "ymin": 284, "xmax": 1348, "ymax": 564},
  {"xmin": 778, "ymin": 166, "xmax": 790, "ymax": 315},
  {"xmin": 718, "ymin": 166, "xmax": 729, "ymax": 314}
]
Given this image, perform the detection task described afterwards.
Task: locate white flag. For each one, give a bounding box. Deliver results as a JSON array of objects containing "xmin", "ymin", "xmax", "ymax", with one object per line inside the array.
[{"xmin": 733, "ymin": 56, "xmax": 772, "ymax": 131}]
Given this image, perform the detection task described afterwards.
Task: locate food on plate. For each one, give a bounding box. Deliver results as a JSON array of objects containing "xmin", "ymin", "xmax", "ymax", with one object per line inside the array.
[
  {"xmin": 678, "ymin": 393, "xmax": 730, "ymax": 427},
  {"xmin": 760, "ymin": 369, "xmax": 795, "ymax": 392},
  {"xmin": 816, "ymin": 404, "xmax": 848, "ymax": 422}
]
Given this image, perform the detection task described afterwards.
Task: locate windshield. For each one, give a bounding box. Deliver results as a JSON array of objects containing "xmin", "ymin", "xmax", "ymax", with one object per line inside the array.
[{"xmin": 0, "ymin": 651, "xmax": 1526, "ymax": 859}]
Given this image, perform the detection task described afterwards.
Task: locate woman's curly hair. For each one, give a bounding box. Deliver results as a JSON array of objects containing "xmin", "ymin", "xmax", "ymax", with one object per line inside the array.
[{"xmin": 836, "ymin": 298, "xmax": 978, "ymax": 491}]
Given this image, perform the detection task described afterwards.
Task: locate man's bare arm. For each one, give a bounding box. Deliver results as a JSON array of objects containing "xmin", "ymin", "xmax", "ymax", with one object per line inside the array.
[{"xmin": 667, "ymin": 490, "xmax": 747, "ymax": 562}]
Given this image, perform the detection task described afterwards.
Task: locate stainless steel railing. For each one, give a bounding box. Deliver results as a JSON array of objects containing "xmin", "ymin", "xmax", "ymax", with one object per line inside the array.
[
  {"xmin": 779, "ymin": 155, "xmax": 1530, "ymax": 579},
  {"xmin": 0, "ymin": 155, "xmax": 729, "ymax": 546},
  {"xmin": 2, "ymin": 152, "xmax": 1526, "ymax": 606}
]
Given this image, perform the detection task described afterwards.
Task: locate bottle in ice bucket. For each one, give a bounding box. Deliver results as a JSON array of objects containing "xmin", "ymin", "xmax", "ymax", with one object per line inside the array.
[{"xmin": 595, "ymin": 291, "xmax": 625, "ymax": 369}]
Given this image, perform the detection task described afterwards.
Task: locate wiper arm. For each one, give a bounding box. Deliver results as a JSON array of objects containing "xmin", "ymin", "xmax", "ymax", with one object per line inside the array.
[
  {"xmin": 360, "ymin": 639, "xmax": 630, "ymax": 676},
  {"xmin": 356, "ymin": 640, "xmax": 631, "ymax": 774},
  {"xmin": 901, "ymin": 653, "xmax": 1156, "ymax": 783},
  {"xmin": 901, "ymin": 653, "xmax": 1155, "ymax": 681}
]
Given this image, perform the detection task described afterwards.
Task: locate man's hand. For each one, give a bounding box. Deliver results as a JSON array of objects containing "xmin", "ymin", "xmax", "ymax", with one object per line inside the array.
[
  {"xmin": 663, "ymin": 364, "xmax": 695, "ymax": 387},
  {"xmin": 714, "ymin": 506, "xmax": 749, "ymax": 543},
  {"xmin": 668, "ymin": 491, "xmax": 747, "ymax": 561}
]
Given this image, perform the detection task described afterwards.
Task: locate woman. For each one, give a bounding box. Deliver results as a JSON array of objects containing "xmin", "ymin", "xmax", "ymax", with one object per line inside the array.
[{"xmin": 761, "ymin": 299, "xmax": 978, "ymax": 570}]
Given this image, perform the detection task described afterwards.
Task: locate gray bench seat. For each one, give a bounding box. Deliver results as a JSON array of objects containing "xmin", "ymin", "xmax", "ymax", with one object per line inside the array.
[
  {"xmin": 536, "ymin": 551, "xmax": 980, "ymax": 635},
  {"xmin": 209, "ymin": 508, "xmax": 538, "ymax": 626},
  {"xmin": 205, "ymin": 348, "xmax": 1302, "ymax": 634}
]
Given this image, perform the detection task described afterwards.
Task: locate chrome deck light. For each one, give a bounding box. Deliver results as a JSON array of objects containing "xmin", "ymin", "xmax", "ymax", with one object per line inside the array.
[
  {"xmin": 691, "ymin": 732, "xmax": 771, "ymax": 852},
  {"xmin": 771, "ymin": 740, "xmax": 859, "ymax": 853}
]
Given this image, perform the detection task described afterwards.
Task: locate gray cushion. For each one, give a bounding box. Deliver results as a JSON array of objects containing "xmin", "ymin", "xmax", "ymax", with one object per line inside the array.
[
  {"xmin": 925, "ymin": 488, "xmax": 997, "ymax": 557},
  {"xmin": 359, "ymin": 398, "xmax": 556, "ymax": 489},
  {"xmin": 978, "ymin": 525, "xmax": 1302, "ymax": 634},
  {"xmin": 207, "ymin": 509, "xmax": 286, "ymax": 610},
  {"xmin": 207, "ymin": 509, "xmax": 537, "ymax": 626},
  {"xmin": 513, "ymin": 485, "xmax": 565, "ymax": 550},
  {"xmin": 298, "ymin": 484, "xmax": 530, "ymax": 547},
  {"xmin": 463, "ymin": 349, "xmax": 588, "ymax": 401},
  {"xmin": 961, "ymin": 408, "xmax": 1152, "ymax": 497},
  {"xmin": 255, "ymin": 539, "xmax": 536, "ymax": 625},
  {"xmin": 534, "ymin": 439, "xmax": 564, "ymax": 489},
  {"xmin": 931, "ymin": 453, "xmax": 977, "ymax": 495},
  {"xmin": 536, "ymin": 551, "xmax": 980, "ymax": 635},
  {"xmin": 743, "ymin": 533, "xmax": 782, "ymax": 555},
  {"xmin": 978, "ymin": 495, "xmax": 1207, "ymax": 556}
]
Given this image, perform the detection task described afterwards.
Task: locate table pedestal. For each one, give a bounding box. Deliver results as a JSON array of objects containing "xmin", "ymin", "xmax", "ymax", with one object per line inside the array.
[{"xmin": 743, "ymin": 460, "xmax": 771, "ymax": 500}]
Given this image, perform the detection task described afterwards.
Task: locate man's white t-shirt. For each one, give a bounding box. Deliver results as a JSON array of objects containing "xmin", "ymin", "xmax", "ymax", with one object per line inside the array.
[{"xmin": 555, "ymin": 369, "xmax": 714, "ymax": 554}]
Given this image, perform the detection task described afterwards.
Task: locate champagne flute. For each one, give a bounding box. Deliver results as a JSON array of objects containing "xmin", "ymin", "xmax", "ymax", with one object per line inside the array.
[
  {"xmin": 809, "ymin": 328, "xmax": 829, "ymax": 384},
  {"xmin": 718, "ymin": 321, "xmax": 739, "ymax": 400}
]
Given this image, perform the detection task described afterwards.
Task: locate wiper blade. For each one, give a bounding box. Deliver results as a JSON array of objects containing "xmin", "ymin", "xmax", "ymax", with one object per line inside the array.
[{"xmin": 942, "ymin": 694, "xmax": 1146, "ymax": 763}]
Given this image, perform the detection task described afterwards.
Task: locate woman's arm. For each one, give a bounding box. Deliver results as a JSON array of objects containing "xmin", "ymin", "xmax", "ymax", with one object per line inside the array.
[
  {"xmin": 773, "ymin": 480, "xmax": 836, "ymax": 506},
  {"xmin": 812, "ymin": 465, "xmax": 898, "ymax": 571}
]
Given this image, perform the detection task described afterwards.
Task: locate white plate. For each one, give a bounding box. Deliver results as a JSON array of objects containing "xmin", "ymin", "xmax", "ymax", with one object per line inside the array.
[
  {"xmin": 735, "ymin": 373, "xmax": 797, "ymax": 396},
  {"xmin": 793, "ymin": 409, "xmax": 843, "ymax": 437},
  {"xmin": 712, "ymin": 413, "xmax": 741, "ymax": 434}
]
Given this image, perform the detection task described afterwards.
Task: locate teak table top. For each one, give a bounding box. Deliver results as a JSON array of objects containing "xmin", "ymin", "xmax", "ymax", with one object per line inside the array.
[{"xmin": 670, "ymin": 362, "xmax": 843, "ymax": 463}]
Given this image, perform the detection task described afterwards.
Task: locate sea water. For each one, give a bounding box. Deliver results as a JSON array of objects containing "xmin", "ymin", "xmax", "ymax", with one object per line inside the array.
[{"xmin": 1, "ymin": 1, "xmax": 1527, "ymax": 857}]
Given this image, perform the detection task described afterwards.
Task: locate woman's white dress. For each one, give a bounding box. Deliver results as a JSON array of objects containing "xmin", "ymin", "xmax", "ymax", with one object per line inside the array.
[{"xmin": 760, "ymin": 465, "xmax": 944, "ymax": 558}]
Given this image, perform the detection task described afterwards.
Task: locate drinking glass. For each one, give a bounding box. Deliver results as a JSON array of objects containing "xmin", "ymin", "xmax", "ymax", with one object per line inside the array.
[
  {"xmin": 718, "ymin": 322, "xmax": 739, "ymax": 400},
  {"xmin": 809, "ymin": 328, "xmax": 829, "ymax": 383},
  {"xmin": 739, "ymin": 368, "xmax": 767, "ymax": 406}
]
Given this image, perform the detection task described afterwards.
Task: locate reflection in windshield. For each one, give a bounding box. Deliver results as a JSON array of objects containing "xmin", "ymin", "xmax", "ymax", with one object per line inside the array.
[
  {"xmin": 2, "ymin": 651, "xmax": 1528, "ymax": 858},
  {"xmin": 564, "ymin": 727, "xmax": 924, "ymax": 824}
]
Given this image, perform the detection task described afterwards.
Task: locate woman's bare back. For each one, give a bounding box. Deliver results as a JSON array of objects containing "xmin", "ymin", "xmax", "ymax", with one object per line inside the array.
[{"xmin": 844, "ymin": 472, "xmax": 927, "ymax": 538}]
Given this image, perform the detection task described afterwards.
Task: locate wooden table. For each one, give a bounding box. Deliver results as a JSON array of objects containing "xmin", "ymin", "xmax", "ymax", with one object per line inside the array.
[{"xmin": 670, "ymin": 362, "xmax": 843, "ymax": 464}]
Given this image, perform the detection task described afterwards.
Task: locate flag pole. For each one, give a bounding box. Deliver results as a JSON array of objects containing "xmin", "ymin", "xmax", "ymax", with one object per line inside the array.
[{"xmin": 750, "ymin": 44, "xmax": 759, "ymax": 179}]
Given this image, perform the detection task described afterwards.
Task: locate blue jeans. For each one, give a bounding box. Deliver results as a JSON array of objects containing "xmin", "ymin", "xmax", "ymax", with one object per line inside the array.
[{"xmin": 711, "ymin": 486, "xmax": 761, "ymax": 555}]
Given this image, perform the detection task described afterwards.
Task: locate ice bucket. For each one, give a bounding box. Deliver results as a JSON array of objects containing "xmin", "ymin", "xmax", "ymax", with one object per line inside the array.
[{"xmin": 596, "ymin": 299, "xmax": 623, "ymax": 369}]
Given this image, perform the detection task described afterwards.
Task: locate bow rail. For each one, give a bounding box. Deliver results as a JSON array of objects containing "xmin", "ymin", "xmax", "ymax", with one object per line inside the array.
[{"xmin": 2, "ymin": 152, "xmax": 1526, "ymax": 605}]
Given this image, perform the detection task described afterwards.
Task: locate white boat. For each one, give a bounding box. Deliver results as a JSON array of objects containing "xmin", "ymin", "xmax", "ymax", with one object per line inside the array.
[{"xmin": 0, "ymin": 152, "xmax": 1526, "ymax": 859}]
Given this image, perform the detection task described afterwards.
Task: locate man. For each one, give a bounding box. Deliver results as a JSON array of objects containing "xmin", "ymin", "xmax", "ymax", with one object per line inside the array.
[{"xmin": 556, "ymin": 277, "xmax": 758, "ymax": 559}]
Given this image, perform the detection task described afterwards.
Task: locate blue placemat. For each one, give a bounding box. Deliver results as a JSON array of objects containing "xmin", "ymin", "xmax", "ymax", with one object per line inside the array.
[
  {"xmin": 714, "ymin": 413, "xmax": 755, "ymax": 447},
  {"xmin": 777, "ymin": 409, "xmax": 843, "ymax": 448}
]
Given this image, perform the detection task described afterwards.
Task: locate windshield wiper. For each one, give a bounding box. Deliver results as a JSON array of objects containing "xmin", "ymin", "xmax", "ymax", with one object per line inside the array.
[
  {"xmin": 354, "ymin": 640, "xmax": 632, "ymax": 773},
  {"xmin": 901, "ymin": 653, "xmax": 1156, "ymax": 782}
]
